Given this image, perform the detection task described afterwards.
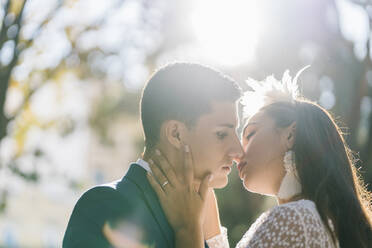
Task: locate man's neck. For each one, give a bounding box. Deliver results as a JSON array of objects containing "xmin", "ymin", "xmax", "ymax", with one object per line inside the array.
[
  {"xmin": 142, "ymin": 145, "xmax": 178, "ymax": 166},
  {"xmin": 142, "ymin": 149, "xmax": 152, "ymax": 162},
  {"xmin": 142, "ymin": 146, "xmax": 201, "ymax": 190}
]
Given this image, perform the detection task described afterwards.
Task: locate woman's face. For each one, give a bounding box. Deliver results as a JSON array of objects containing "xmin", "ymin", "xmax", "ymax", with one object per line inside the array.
[{"xmin": 238, "ymin": 110, "xmax": 291, "ymax": 196}]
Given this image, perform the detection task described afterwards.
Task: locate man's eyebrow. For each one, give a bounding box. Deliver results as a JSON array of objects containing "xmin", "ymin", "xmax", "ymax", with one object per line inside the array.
[{"xmin": 217, "ymin": 123, "xmax": 235, "ymax": 128}]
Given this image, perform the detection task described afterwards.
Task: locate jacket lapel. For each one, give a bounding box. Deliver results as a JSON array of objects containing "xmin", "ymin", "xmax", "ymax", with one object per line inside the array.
[{"xmin": 123, "ymin": 163, "xmax": 174, "ymax": 247}]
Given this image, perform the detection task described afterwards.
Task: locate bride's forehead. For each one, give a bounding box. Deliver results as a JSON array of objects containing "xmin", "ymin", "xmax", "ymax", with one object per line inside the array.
[
  {"xmin": 246, "ymin": 111, "xmax": 265, "ymax": 124},
  {"xmin": 242, "ymin": 111, "xmax": 271, "ymax": 131}
]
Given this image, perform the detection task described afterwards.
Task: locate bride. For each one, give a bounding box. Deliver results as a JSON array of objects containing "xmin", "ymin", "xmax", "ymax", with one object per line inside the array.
[{"xmin": 146, "ymin": 69, "xmax": 372, "ymax": 248}]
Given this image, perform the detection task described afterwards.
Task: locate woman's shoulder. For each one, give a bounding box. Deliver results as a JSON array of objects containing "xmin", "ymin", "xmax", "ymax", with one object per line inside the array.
[
  {"xmin": 237, "ymin": 199, "xmax": 336, "ymax": 248},
  {"xmin": 252, "ymin": 199, "xmax": 318, "ymax": 228},
  {"xmin": 270, "ymin": 199, "xmax": 318, "ymax": 217},
  {"xmin": 260, "ymin": 199, "xmax": 327, "ymax": 235}
]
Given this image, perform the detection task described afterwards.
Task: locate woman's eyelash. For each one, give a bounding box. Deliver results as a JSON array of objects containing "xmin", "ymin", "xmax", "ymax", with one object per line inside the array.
[{"xmin": 246, "ymin": 131, "xmax": 256, "ymax": 140}]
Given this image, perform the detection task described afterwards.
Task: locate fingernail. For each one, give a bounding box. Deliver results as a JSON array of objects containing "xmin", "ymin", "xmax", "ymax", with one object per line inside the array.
[
  {"xmin": 155, "ymin": 149, "xmax": 161, "ymax": 156},
  {"xmin": 184, "ymin": 145, "xmax": 190, "ymax": 153},
  {"xmin": 208, "ymin": 174, "xmax": 214, "ymax": 182}
]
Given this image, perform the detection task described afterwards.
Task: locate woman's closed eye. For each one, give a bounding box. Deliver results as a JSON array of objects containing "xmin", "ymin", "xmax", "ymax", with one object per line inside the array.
[{"xmin": 245, "ymin": 131, "xmax": 256, "ymax": 140}]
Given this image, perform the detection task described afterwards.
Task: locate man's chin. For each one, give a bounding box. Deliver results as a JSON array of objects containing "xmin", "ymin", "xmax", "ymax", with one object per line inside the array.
[{"xmin": 209, "ymin": 176, "xmax": 229, "ymax": 189}]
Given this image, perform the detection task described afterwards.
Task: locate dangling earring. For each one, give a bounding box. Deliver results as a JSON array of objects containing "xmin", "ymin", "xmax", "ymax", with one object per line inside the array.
[{"xmin": 277, "ymin": 150, "xmax": 302, "ymax": 200}]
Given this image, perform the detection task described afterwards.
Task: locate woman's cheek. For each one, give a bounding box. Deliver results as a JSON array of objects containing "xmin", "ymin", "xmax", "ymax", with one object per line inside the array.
[
  {"xmin": 242, "ymin": 135, "xmax": 270, "ymax": 180},
  {"xmin": 245, "ymin": 136, "xmax": 265, "ymax": 165}
]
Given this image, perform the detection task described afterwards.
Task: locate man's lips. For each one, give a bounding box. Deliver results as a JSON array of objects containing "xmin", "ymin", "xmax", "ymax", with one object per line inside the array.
[{"xmin": 221, "ymin": 162, "xmax": 233, "ymax": 172}]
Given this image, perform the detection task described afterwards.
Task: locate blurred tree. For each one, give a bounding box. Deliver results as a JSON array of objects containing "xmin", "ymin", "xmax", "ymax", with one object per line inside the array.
[
  {"xmin": 0, "ymin": 0, "xmax": 64, "ymax": 212},
  {"xmin": 0, "ymin": 0, "xmax": 168, "ymax": 213}
]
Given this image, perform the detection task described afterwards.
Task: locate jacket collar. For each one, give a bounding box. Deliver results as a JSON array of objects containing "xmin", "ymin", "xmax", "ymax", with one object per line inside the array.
[{"xmin": 122, "ymin": 163, "xmax": 174, "ymax": 247}]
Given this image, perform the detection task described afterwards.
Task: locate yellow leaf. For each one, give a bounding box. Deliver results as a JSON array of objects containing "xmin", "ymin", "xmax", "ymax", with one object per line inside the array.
[
  {"xmin": 9, "ymin": 79, "xmax": 20, "ymax": 89},
  {"xmin": 9, "ymin": 0, "xmax": 25, "ymax": 15},
  {"xmin": 13, "ymin": 103, "xmax": 41, "ymax": 157}
]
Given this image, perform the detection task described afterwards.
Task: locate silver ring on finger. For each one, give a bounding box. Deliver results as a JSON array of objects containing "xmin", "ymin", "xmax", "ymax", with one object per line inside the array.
[{"xmin": 162, "ymin": 181, "xmax": 169, "ymax": 188}]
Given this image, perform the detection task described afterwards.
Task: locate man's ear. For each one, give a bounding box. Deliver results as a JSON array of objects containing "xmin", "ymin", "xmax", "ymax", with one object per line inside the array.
[
  {"xmin": 162, "ymin": 120, "xmax": 188, "ymax": 149},
  {"xmin": 285, "ymin": 122, "xmax": 296, "ymax": 149}
]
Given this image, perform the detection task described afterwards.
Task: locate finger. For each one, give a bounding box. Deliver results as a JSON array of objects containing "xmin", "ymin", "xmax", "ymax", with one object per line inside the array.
[
  {"xmin": 147, "ymin": 172, "xmax": 166, "ymax": 198},
  {"xmin": 148, "ymin": 159, "xmax": 171, "ymax": 189},
  {"xmin": 152, "ymin": 149, "xmax": 180, "ymax": 187},
  {"xmin": 183, "ymin": 144, "xmax": 194, "ymax": 186},
  {"xmin": 199, "ymin": 173, "xmax": 213, "ymax": 201}
]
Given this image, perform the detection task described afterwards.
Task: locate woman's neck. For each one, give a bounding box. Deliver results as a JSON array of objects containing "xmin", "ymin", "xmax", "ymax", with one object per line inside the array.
[{"xmin": 276, "ymin": 194, "xmax": 304, "ymax": 205}]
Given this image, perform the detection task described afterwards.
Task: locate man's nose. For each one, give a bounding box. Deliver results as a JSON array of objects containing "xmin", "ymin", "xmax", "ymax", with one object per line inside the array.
[
  {"xmin": 234, "ymin": 156, "xmax": 242, "ymax": 163},
  {"xmin": 229, "ymin": 139, "xmax": 244, "ymax": 162}
]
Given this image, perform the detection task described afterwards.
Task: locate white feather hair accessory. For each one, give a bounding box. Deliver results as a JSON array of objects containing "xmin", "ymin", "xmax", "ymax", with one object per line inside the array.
[{"xmin": 241, "ymin": 65, "xmax": 310, "ymax": 118}]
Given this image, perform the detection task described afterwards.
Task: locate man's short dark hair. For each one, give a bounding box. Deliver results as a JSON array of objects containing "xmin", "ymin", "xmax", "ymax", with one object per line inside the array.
[{"xmin": 140, "ymin": 62, "xmax": 241, "ymax": 149}]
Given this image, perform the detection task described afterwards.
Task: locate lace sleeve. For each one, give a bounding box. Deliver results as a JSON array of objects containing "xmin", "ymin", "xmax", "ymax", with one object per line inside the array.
[
  {"xmin": 206, "ymin": 226, "xmax": 230, "ymax": 248},
  {"xmin": 236, "ymin": 201, "xmax": 336, "ymax": 248}
]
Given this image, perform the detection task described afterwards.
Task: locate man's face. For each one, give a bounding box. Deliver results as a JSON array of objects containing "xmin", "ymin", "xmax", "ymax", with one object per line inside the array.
[{"xmin": 185, "ymin": 101, "xmax": 243, "ymax": 188}]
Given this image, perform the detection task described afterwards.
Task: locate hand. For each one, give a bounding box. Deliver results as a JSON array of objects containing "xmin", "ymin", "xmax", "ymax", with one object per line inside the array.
[
  {"xmin": 203, "ymin": 190, "xmax": 222, "ymax": 240},
  {"xmin": 102, "ymin": 222, "xmax": 147, "ymax": 248},
  {"xmin": 146, "ymin": 145, "xmax": 212, "ymax": 247}
]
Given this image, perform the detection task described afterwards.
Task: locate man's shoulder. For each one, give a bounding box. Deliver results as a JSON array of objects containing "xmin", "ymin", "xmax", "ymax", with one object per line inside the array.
[
  {"xmin": 63, "ymin": 165, "xmax": 171, "ymax": 248},
  {"xmin": 66, "ymin": 178, "xmax": 145, "ymax": 231},
  {"xmin": 78, "ymin": 180, "xmax": 120, "ymax": 201},
  {"xmin": 76, "ymin": 177, "xmax": 141, "ymax": 207}
]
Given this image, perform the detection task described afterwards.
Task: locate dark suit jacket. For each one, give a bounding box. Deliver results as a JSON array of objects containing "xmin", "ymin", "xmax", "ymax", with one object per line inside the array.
[{"xmin": 63, "ymin": 163, "xmax": 209, "ymax": 248}]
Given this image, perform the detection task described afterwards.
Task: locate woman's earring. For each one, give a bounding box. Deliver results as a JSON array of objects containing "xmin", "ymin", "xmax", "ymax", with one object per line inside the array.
[{"xmin": 277, "ymin": 150, "xmax": 302, "ymax": 200}]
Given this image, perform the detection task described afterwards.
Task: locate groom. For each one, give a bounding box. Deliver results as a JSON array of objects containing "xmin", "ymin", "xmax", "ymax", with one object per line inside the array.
[{"xmin": 63, "ymin": 62, "xmax": 243, "ymax": 248}]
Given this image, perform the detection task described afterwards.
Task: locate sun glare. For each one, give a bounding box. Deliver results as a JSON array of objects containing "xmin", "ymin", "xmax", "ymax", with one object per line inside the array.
[{"xmin": 190, "ymin": 0, "xmax": 263, "ymax": 67}]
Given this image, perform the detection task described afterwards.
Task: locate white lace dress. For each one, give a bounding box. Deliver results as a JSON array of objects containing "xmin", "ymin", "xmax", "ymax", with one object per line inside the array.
[{"xmin": 206, "ymin": 199, "xmax": 338, "ymax": 248}]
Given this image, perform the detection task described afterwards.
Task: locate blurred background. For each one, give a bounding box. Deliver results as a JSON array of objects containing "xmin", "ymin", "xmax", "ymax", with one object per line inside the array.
[{"xmin": 0, "ymin": 0, "xmax": 371, "ymax": 247}]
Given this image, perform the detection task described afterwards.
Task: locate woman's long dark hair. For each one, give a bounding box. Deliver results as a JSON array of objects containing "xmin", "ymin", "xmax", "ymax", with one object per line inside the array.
[{"xmin": 261, "ymin": 99, "xmax": 372, "ymax": 248}]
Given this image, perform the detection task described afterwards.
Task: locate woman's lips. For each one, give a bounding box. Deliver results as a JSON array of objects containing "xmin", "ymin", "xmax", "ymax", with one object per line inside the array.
[
  {"xmin": 237, "ymin": 161, "xmax": 247, "ymax": 179},
  {"xmin": 237, "ymin": 161, "xmax": 247, "ymax": 172}
]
